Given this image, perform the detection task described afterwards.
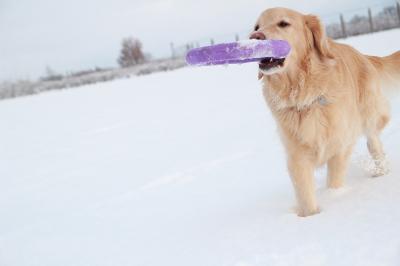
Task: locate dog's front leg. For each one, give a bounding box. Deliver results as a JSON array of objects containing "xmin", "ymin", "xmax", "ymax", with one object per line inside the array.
[{"xmin": 287, "ymin": 156, "xmax": 319, "ymax": 217}]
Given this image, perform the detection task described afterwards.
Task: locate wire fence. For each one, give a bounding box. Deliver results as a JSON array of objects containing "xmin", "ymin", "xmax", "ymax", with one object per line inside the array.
[{"xmin": 171, "ymin": 1, "xmax": 400, "ymax": 58}]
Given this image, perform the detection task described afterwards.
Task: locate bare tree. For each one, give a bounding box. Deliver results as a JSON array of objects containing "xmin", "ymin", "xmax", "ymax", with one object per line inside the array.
[{"xmin": 118, "ymin": 37, "xmax": 145, "ymax": 68}]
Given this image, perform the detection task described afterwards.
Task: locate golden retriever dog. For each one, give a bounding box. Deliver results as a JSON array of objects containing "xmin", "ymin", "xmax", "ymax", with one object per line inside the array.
[{"xmin": 250, "ymin": 8, "xmax": 400, "ymax": 217}]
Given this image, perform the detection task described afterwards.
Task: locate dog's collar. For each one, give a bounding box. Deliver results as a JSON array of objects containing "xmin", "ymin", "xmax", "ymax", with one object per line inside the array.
[
  {"xmin": 269, "ymin": 89, "xmax": 330, "ymax": 112},
  {"xmin": 294, "ymin": 95, "xmax": 329, "ymax": 111},
  {"xmin": 317, "ymin": 95, "xmax": 329, "ymax": 106}
]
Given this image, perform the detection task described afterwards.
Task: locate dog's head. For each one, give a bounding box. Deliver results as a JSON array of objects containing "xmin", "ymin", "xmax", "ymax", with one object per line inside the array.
[{"xmin": 251, "ymin": 8, "xmax": 333, "ymax": 78}]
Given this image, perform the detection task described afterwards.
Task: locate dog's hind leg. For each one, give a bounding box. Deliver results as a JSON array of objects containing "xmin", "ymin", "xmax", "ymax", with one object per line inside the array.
[
  {"xmin": 366, "ymin": 113, "xmax": 390, "ymax": 177},
  {"xmin": 367, "ymin": 133, "xmax": 389, "ymax": 177},
  {"xmin": 327, "ymin": 146, "xmax": 353, "ymax": 189}
]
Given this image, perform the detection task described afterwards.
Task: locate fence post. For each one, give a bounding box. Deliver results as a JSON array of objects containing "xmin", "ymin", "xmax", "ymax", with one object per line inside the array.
[
  {"xmin": 235, "ymin": 34, "xmax": 239, "ymax": 41},
  {"xmin": 397, "ymin": 2, "xmax": 400, "ymax": 27},
  {"xmin": 340, "ymin": 14, "xmax": 347, "ymax": 38},
  {"xmin": 210, "ymin": 39, "xmax": 214, "ymax": 45},
  {"xmin": 368, "ymin": 8, "xmax": 374, "ymax": 33},
  {"xmin": 170, "ymin": 42, "xmax": 175, "ymax": 58}
]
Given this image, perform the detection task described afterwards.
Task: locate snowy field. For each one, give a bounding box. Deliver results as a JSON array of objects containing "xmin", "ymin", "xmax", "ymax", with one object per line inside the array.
[{"xmin": 1, "ymin": 29, "xmax": 400, "ymax": 266}]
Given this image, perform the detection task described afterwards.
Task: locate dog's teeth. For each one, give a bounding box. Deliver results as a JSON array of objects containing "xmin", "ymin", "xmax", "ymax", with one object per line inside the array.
[{"xmin": 269, "ymin": 58, "xmax": 273, "ymax": 62}]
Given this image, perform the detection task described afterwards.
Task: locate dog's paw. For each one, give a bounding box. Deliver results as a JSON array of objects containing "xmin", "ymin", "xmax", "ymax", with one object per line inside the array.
[
  {"xmin": 296, "ymin": 206, "xmax": 321, "ymax": 217},
  {"xmin": 327, "ymin": 177, "xmax": 344, "ymax": 189},
  {"xmin": 371, "ymin": 159, "xmax": 390, "ymax": 177},
  {"xmin": 371, "ymin": 167, "xmax": 389, "ymax": 177}
]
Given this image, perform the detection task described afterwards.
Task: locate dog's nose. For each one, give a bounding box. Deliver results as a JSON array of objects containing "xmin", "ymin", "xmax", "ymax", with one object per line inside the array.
[{"xmin": 249, "ymin": 31, "xmax": 266, "ymax": 40}]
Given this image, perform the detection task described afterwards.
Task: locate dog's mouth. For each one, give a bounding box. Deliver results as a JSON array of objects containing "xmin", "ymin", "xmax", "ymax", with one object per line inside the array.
[{"xmin": 258, "ymin": 57, "xmax": 285, "ymax": 71}]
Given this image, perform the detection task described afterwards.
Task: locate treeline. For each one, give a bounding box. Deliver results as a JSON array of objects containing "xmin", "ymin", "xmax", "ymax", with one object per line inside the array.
[
  {"xmin": 327, "ymin": 5, "xmax": 400, "ymax": 38},
  {"xmin": 0, "ymin": 36, "xmax": 187, "ymax": 101},
  {"xmin": 0, "ymin": 58, "xmax": 185, "ymax": 100}
]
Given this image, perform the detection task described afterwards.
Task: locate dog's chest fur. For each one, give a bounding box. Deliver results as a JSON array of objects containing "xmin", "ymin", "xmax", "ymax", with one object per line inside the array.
[
  {"xmin": 264, "ymin": 86, "xmax": 329, "ymax": 146},
  {"xmin": 263, "ymin": 80, "xmax": 362, "ymax": 164},
  {"xmin": 262, "ymin": 81, "xmax": 349, "ymax": 163}
]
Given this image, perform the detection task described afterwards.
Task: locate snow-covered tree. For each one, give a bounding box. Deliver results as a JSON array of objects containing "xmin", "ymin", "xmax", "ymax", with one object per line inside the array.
[
  {"xmin": 373, "ymin": 6, "xmax": 399, "ymax": 31},
  {"xmin": 326, "ymin": 23, "xmax": 343, "ymax": 39},
  {"xmin": 346, "ymin": 14, "xmax": 370, "ymax": 36}
]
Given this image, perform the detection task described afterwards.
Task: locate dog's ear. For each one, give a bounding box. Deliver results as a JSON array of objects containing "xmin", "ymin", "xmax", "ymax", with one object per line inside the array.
[{"xmin": 305, "ymin": 15, "xmax": 334, "ymax": 59}]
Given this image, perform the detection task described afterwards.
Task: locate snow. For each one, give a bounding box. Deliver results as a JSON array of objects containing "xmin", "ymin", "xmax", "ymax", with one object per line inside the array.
[
  {"xmin": 237, "ymin": 39, "xmax": 290, "ymax": 59},
  {"xmin": 1, "ymin": 29, "xmax": 400, "ymax": 266}
]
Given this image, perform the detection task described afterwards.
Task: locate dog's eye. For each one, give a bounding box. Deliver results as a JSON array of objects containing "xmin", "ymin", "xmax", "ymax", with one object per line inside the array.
[
  {"xmin": 277, "ymin": 21, "xmax": 290, "ymax": 28},
  {"xmin": 254, "ymin": 24, "xmax": 260, "ymax": 31}
]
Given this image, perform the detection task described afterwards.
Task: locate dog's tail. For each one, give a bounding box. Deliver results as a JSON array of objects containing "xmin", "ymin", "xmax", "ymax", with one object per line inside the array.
[{"xmin": 368, "ymin": 51, "xmax": 400, "ymax": 93}]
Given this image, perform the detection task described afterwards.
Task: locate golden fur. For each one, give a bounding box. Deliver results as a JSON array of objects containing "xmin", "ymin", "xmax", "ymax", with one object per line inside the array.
[{"xmin": 254, "ymin": 8, "xmax": 400, "ymax": 217}]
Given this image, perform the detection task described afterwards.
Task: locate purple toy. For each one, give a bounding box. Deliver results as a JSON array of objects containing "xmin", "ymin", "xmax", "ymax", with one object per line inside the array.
[{"xmin": 185, "ymin": 40, "xmax": 291, "ymax": 66}]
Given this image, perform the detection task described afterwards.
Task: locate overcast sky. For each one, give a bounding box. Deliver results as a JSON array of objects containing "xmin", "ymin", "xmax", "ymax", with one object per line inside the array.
[{"xmin": 0, "ymin": 0, "xmax": 396, "ymax": 81}]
